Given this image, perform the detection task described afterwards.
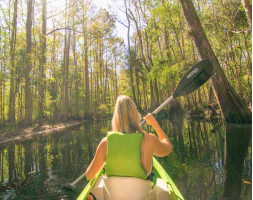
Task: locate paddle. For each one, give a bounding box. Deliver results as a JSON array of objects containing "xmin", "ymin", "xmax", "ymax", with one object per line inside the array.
[
  {"xmin": 140, "ymin": 59, "xmax": 213, "ymax": 125},
  {"xmin": 63, "ymin": 172, "xmax": 87, "ymax": 191},
  {"xmin": 63, "ymin": 59, "xmax": 213, "ymax": 191}
]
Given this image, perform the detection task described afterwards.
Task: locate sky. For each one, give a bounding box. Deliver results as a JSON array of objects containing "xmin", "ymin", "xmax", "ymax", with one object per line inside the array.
[
  {"xmin": 46, "ymin": 0, "xmax": 130, "ymax": 44},
  {"xmin": 92, "ymin": 0, "xmax": 130, "ymax": 44}
]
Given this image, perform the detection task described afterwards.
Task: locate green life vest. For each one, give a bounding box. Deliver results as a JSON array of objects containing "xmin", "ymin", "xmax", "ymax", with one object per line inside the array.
[{"xmin": 104, "ymin": 131, "xmax": 147, "ymax": 180}]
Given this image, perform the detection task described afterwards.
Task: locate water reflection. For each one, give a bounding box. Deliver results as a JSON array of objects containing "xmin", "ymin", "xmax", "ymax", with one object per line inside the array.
[
  {"xmin": 0, "ymin": 119, "xmax": 251, "ymax": 200},
  {"xmin": 156, "ymin": 118, "xmax": 251, "ymax": 200},
  {"xmin": 223, "ymin": 124, "xmax": 252, "ymax": 200}
]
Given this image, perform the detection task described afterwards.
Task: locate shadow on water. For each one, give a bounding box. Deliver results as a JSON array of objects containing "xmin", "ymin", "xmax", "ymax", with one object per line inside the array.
[{"xmin": 0, "ymin": 119, "xmax": 251, "ymax": 200}]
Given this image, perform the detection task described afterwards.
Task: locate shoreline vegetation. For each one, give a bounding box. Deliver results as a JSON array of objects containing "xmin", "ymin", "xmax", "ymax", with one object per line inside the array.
[
  {"xmin": 0, "ymin": 120, "xmax": 84, "ymax": 145},
  {"xmin": 0, "ymin": 103, "xmax": 222, "ymax": 145},
  {"xmin": 0, "ymin": 0, "xmax": 250, "ymax": 128}
]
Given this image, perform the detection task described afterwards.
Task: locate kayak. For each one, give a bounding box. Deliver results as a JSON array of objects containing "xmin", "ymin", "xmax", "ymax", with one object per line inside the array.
[{"xmin": 77, "ymin": 157, "xmax": 184, "ymax": 200}]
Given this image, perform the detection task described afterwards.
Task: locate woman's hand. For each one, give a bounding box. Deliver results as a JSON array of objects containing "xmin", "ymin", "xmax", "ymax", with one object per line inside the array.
[{"xmin": 143, "ymin": 113, "xmax": 158, "ymax": 126}]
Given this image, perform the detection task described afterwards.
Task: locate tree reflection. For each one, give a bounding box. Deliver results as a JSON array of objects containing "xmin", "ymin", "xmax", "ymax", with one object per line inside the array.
[
  {"xmin": 0, "ymin": 120, "xmax": 251, "ymax": 199},
  {"xmin": 8, "ymin": 144, "xmax": 15, "ymax": 187},
  {"xmin": 24, "ymin": 140, "xmax": 32, "ymax": 178},
  {"xmin": 223, "ymin": 123, "xmax": 252, "ymax": 200},
  {"xmin": 171, "ymin": 118, "xmax": 185, "ymax": 163},
  {"xmin": 0, "ymin": 147, "xmax": 3, "ymax": 182},
  {"xmin": 190, "ymin": 120, "xmax": 198, "ymax": 158},
  {"xmin": 87, "ymin": 126, "xmax": 94, "ymax": 163}
]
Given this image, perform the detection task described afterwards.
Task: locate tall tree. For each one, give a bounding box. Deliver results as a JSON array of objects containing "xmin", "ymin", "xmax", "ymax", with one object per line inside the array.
[
  {"xmin": 39, "ymin": 0, "xmax": 47, "ymax": 124},
  {"xmin": 124, "ymin": 0, "xmax": 137, "ymax": 104},
  {"xmin": 25, "ymin": 0, "xmax": 33, "ymax": 125},
  {"xmin": 178, "ymin": 0, "xmax": 251, "ymax": 123},
  {"xmin": 62, "ymin": 0, "xmax": 71, "ymax": 120},
  {"xmin": 82, "ymin": 2, "xmax": 90, "ymax": 115},
  {"xmin": 8, "ymin": 0, "xmax": 18, "ymax": 122}
]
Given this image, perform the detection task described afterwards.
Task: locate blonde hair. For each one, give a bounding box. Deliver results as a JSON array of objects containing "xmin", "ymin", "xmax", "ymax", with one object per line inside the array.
[{"xmin": 112, "ymin": 95, "xmax": 145, "ymax": 134}]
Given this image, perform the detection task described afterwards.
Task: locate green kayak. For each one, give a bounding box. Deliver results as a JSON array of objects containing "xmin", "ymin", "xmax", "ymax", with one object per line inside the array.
[{"xmin": 77, "ymin": 157, "xmax": 184, "ymax": 200}]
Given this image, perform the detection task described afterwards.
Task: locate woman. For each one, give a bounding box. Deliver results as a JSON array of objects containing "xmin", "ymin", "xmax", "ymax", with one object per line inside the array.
[{"xmin": 86, "ymin": 95, "xmax": 172, "ymax": 199}]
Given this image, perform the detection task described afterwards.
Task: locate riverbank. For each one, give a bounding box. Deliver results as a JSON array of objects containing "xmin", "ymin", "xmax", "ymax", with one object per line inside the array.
[{"xmin": 0, "ymin": 120, "xmax": 84, "ymax": 145}]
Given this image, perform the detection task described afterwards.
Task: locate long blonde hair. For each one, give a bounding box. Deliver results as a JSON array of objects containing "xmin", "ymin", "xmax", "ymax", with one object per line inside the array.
[{"xmin": 112, "ymin": 95, "xmax": 145, "ymax": 134}]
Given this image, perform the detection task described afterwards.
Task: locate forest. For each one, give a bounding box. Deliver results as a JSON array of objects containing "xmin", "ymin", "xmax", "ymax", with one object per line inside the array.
[{"xmin": 0, "ymin": 0, "xmax": 251, "ymax": 126}]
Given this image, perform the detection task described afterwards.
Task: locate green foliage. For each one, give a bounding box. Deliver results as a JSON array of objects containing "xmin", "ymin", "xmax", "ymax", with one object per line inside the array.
[{"xmin": 0, "ymin": 0, "xmax": 251, "ymax": 123}]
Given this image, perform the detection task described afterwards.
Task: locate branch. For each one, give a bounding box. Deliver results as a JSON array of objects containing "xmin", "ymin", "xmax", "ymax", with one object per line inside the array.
[
  {"xmin": 128, "ymin": 8, "xmax": 135, "ymax": 21},
  {"xmin": 46, "ymin": 0, "xmax": 81, "ymax": 20},
  {"xmin": 114, "ymin": 16, "xmax": 128, "ymax": 28},
  {"xmin": 46, "ymin": 27, "xmax": 82, "ymax": 35},
  {"xmin": 230, "ymin": 30, "xmax": 251, "ymax": 34},
  {"xmin": 111, "ymin": 0, "xmax": 127, "ymax": 15}
]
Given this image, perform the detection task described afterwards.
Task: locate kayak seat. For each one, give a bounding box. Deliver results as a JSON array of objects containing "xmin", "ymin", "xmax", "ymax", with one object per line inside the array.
[
  {"xmin": 89, "ymin": 176, "xmax": 171, "ymax": 200},
  {"xmin": 103, "ymin": 177, "xmax": 154, "ymax": 200}
]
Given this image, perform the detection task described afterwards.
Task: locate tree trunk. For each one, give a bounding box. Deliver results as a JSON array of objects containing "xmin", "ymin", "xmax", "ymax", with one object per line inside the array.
[
  {"xmin": 135, "ymin": 64, "xmax": 141, "ymax": 107},
  {"xmin": 82, "ymin": 12, "xmax": 90, "ymax": 115},
  {"xmin": 39, "ymin": 0, "xmax": 47, "ymax": 124},
  {"xmin": 197, "ymin": 88, "xmax": 203, "ymax": 105},
  {"xmin": 99, "ymin": 42, "xmax": 103, "ymax": 105},
  {"xmin": 3, "ymin": 47, "xmax": 5, "ymax": 122},
  {"xmin": 164, "ymin": 25, "xmax": 171, "ymax": 61},
  {"xmin": 150, "ymin": 80, "xmax": 155, "ymax": 108},
  {"xmin": 65, "ymin": 31, "xmax": 70, "ymax": 119},
  {"xmin": 125, "ymin": 0, "xmax": 137, "ymax": 104},
  {"xmin": 142, "ymin": 79, "xmax": 147, "ymax": 110},
  {"xmin": 9, "ymin": 0, "xmax": 18, "ymax": 122},
  {"xmin": 154, "ymin": 78, "xmax": 160, "ymax": 106},
  {"xmin": 51, "ymin": 21, "xmax": 58, "ymax": 121},
  {"xmin": 73, "ymin": 30, "xmax": 79, "ymax": 117},
  {"xmin": 178, "ymin": 0, "xmax": 251, "ymax": 123},
  {"xmin": 25, "ymin": 0, "xmax": 33, "ymax": 125},
  {"xmin": 114, "ymin": 55, "xmax": 118, "ymax": 98},
  {"xmin": 90, "ymin": 43, "xmax": 92, "ymax": 113},
  {"xmin": 62, "ymin": 0, "xmax": 70, "ymax": 120},
  {"xmin": 241, "ymin": 0, "xmax": 252, "ymax": 30}
]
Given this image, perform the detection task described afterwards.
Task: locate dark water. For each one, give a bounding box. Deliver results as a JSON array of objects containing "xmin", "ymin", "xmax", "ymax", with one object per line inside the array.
[{"xmin": 0, "ymin": 118, "xmax": 251, "ymax": 200}]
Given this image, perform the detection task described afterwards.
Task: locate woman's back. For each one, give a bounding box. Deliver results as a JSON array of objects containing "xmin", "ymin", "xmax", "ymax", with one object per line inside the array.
[
  {"xmin": 105, "ymin": 131, "xmax": 147, "ymax": 179},
  {"xmin": 85, "ymin": 96, "xmax": 172, "ymax": 180}
]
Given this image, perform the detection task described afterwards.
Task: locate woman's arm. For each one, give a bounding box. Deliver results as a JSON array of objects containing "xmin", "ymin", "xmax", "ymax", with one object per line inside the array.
[
  {"xmin": 85, "ymin": 137, "xmax": 107, "ymax": 180},
  {"xmin": 144, "ymin": 113, "xmax": 172, "ymax": 157}
]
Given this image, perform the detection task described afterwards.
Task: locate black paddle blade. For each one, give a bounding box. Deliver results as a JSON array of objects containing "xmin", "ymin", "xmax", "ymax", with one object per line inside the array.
[
  {"xmin": 63, "ymin": 183, "xmax": 73, "ymax": 192},
  {"xmin": 173, "ymin": 59, "xmax": 213, "ymax": 98}
]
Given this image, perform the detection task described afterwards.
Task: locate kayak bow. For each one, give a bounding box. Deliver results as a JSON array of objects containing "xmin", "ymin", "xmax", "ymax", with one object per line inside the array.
[{"xmin": 77, "ymin": 157, "xmax": 184, "ymax": 200}]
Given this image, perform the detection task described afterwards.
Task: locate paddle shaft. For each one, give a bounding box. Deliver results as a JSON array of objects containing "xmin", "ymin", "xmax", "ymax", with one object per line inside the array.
[
  {"xmin": 70, "ymin": 172, "xmax": 86, "ymax": 187},
  {"xmin": 140, "ymin": 95, "xmax": 174, "ymax": 126},
  {"xmin": 140, "ymin": 59, "xmax": 213, "ymax": 126}
]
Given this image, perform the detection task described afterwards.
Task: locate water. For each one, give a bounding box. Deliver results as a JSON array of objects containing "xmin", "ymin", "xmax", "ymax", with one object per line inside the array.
[{"xmin": 0, "ymin": 118, "xmax": 251, "ymax": 200}]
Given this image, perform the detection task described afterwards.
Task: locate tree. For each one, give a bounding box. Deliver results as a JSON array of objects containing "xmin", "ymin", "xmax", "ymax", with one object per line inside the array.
[
  {"xmin": 124, "ymin": 0, "xmax": 137, "ymax": 104},
  {"xmin": 39, "ymin": 0, "xmax": 47, "ymax": 124},
  {"xmin": 82, "ymin": 1, "xmax": 90, "ymax": 115},
  {"xmin": 25, "ymin": 0, "xmax": 33, "ymax": 125},
  {"xmin": 8, "ymin": 0, "xmax": 18, "ymax": 122},
  {"xmin": 178, "ymin": 0, "xmax": 251, "ymax": 123},
  {"xmin": 241, "ymin": 0, "xmax": 252, "ymax": 30}
]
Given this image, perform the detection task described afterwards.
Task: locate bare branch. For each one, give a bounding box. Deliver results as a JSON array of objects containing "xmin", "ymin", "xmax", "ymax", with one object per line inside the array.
[
  {"xmin": 111, "ymin": 0, "xmax": 127, "ymax": 15},
  {"xmin": 114, "ymin": 16, "xmax": 128, "ymax": 28},
  {"xmin": 46, "ymin": 27, "xmax": 82, "ymax": 35}
]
